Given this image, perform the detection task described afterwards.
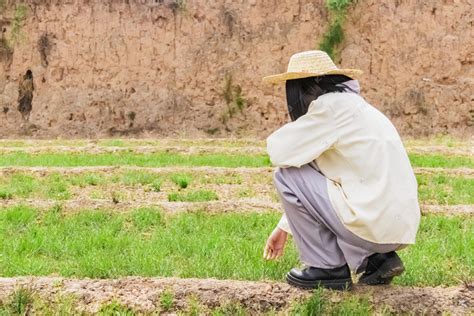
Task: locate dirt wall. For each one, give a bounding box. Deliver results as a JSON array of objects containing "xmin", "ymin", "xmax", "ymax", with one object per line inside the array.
[{"xmin": 0, "ymin": 0, "xmax": 472, "ymax": 138}]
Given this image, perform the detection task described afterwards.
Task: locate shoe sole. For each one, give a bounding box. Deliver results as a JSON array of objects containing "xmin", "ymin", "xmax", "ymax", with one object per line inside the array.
[
  {"xmin": 286, "ymin": 273, "xmax": 353, "ymax": 291},
  {"xmin": 358, "ymin": 256, "xmax": 405, "ymax": 285}
]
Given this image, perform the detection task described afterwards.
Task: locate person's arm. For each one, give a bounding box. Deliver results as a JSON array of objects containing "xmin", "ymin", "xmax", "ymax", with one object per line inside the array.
[{"xmin": 266, "ymin": 100, "xmax": 338, "ymax": 168}]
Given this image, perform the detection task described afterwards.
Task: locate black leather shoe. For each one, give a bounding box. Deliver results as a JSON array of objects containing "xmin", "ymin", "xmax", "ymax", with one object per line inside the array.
[
  {"xmin": 286, "ymin": 264, "xmax": 352, "ymax": 290},
  {"xmin": 358, "ymin": 251, "xmax": 405, "ymax": 285}
]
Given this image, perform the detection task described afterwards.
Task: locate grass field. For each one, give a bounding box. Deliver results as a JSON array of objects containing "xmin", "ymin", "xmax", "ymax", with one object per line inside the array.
[
  {"xmin": 0, "ymin": 151, "xmax": 472, "ymax": 169},
  {"xmin": 1, "ymin": 169, "xmax": 472, "ymax": 205},
  {"xmin": 0, "ymin": 139, "xmax": 472, "ymax": 314}
]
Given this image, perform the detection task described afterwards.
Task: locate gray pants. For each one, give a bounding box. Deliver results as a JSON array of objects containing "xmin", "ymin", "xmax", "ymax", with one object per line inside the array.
[{"xmin": 274, "ymin": 165, "xmax": 402, "ymax": 273}]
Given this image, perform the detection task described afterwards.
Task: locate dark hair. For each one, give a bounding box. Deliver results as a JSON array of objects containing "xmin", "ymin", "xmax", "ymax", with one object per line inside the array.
[{"xmin": 285, "ymin": 74, "xmax": 353, "ymax": 121}]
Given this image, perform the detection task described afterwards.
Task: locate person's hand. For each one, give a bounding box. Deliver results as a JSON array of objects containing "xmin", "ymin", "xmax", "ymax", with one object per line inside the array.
[{"xmin": 264, "ymin": 227, "xmax": 288, "ymax": 260}]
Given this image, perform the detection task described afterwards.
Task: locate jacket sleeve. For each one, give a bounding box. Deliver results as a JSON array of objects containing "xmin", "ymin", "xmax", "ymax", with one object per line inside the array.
[
  {"xmin": 277, "ymin": 214, "xmax": 292, "ymax": 234},
  {"xmin": 266, "ymin": 101, "xmax": 338, "ymax": 168}
]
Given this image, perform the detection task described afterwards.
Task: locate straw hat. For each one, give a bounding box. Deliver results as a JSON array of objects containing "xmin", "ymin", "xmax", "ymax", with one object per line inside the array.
[{"xmin": 263, "ymin": 50, "xmax": 363, "ymax": 84}]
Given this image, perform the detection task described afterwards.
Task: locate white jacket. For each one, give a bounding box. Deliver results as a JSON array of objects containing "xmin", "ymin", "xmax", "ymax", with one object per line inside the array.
[{"xmin": 267, "ymin": 92, "xmax": 420, "ymax": 244}]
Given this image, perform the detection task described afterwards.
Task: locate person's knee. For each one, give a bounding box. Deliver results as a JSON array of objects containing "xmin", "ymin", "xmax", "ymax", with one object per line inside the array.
[
  {"xmin": 273, "ymin": 166, "xmax": 302, "ymax": 194},
  {"xmin": 273, "ymin": 167, "xmax": 294, "ymax": 187},
  {"xmin": 273, "ymin": 167, "xmax": 283, "ymax": 185}
]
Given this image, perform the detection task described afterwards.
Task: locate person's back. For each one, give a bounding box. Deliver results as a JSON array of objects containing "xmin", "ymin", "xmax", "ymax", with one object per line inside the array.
[{"xmin": 314, "ymin": 92, "xmax": 420, "ymax": 243}]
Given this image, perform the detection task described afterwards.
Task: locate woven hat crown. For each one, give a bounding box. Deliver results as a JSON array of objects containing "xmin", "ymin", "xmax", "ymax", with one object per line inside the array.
[{"xmin": 287, "ymin": 50, "xmax": 338, "ymax": 73}]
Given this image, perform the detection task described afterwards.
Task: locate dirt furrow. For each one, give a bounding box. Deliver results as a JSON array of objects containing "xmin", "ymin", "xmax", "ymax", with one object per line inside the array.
[
  {"xmin": 0, "ymin": 144, "xmax": 472, "ymax": 156},
  {"xmin": 406, "ymin": 146, "xmax": 473, "ymax": 157},
  {"xmin": 0, "ymin": 198, "xmax": 280, "ymax": 214},
  {"xmin": 0, "ymin": 277, "xmax": 471, "ymax": 315},
  {"xmin": 0, "ymin": 145, "xmax": 267, "ymax": 155},
  {"xmin": 0, "ymin": 166, "xmax": 472, "ymax": 178},
  {"xmin": 1, "ymin": 199, "xmax": 472, "ymax": 216},
  {"xmin": 0, "ymin": 138, "xmax": 266, "ymax": 148}
]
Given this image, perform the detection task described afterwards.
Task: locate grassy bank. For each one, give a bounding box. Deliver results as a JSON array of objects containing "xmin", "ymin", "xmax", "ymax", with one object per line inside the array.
[{"xmin": 0, "ymin": 206, "xmax": 471, "ymax": 286}]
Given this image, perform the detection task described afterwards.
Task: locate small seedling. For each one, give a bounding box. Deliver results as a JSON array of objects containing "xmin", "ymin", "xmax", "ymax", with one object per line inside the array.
[
  {"xmin": 212, "ymin": 302, "xmax": 246, "ymax": 316},
  {"xmin": 90, "ymin": 190, "xmax": 106, "ymax": 200},
  {"xmin": 85, "ymin": 174, "xmax": 102, "ymax": 186},
  {"xmin": 171, "ymin": 173, "xmax": 192, "ymax": 189},
  {"xmin": 98, "ymin": 300, "xmax": 135, "ymax": 316},
  {"xmin": 186, "ymin": 296, "xmax": 202, "ymax": 316},
  {"xmin": 7, "ymin": 287, "xmax": 33, "ymax": 315},
  {"xmin": 111, "ymin": 191, "xmax": 122, "ymax": 204},
  {"xmin": 121, "ymin": 171, "xmax": 156, "ymax": 186},
  {"xmin": 0, "ymin": 189, "xmax": 13, "ymax": 199},
  {"xmin": 168, "ymin": 190, "xmax": 218, "ymax": 202},
  {"xmin": 151, "ymin": 179, "xmax": 162, "ymax": 192},
  {"xmin": 44, "ymin": 173, "xmax": 71, "ymax": 200},
  {"xmin": 160, "ymin": 289, "xmax": 174, "ymax": 312}
]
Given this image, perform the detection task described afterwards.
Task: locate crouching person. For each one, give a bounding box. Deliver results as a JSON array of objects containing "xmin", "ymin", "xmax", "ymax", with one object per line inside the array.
[{"xmin": 262, "ymin": 51, "xmax": 420, "ymax": 290}]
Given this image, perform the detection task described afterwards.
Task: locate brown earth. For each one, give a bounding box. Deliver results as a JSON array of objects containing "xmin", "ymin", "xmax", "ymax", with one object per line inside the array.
[
  {"xmin": 0, "ymin": 165, "xmax": 473, "ymax": 178},
  {"xmin": 0, "ymin": 138, "xmax": 472, "ymax": 149},
  {"xmin": 1, "ymin": 198, "xmax": 472, "ymax": 216},
  {"xmin": 0, "ymin": 144, "xmax": 472, "ymax": 157},
  {"xmin": 0, "ymin": 1, "xmax": 473, "ymax": 138},
  {"xmin": 0, "ymin": 277, "xmax": 472, "ymax": 315}
]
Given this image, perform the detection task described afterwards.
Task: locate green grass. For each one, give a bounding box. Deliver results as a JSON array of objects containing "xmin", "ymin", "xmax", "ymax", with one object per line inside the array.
[
  {"xmin": 0, "ymin": 152, "xmax": 271, "ymax": 168},
  {"xmin": 1, "ymin": 170, "xmax": 472, "ymax": 205},
  {"xmin": 0, "ymin": 152, "xmax": 471, "ymax": 169},
  {"xmin": 0, "ymin": 206, "xmax": 471, "ymax": 286},
  {"xmin": 290, "ymin": 288, "xmax": 382, "ymax": 316},
  {"xmin": 0, "ymin": 172, "xmax": 71, "ymax": 200},
  {"xmin": 69, "ymin": 172, "xmax": 105, "ymax": 187},
  {"xmin": 168, "ymin": 190, "xmax": 219, "ymax": 202},
  {"xmin": 171, "ymin": 173, "xmax": 192, "ymax": 189},
  {"xmin": 159, "ymin": 290, "xmax": 174, "ymax": 312},
  {"xmin": 319, "ymin": 0, "xmax": 355, "ymax": 59},
  {"xmin": 117, "ymin": 170, "xmax": 158, "ymax": 186},
  {"xmin": 98, "ymin": 300, "xmax": 135, "ymax": 315},
  {"xmin": 417, "ymin": 174, "xmax": 474, "ymax": 205},
  {"xmin": 395, "ymin": 215, "xmax": 473, "ymax": 286},
  {"xmin": 3, "ymin": 287, "xmax": 33, "ymax": 315},
  {"xmin": 0, "ymin": 288, "xmax": 78, "ymax": 315},
  {"xmin": 409, "ymin": 153, "xmax": 473, "ymax": 168}
]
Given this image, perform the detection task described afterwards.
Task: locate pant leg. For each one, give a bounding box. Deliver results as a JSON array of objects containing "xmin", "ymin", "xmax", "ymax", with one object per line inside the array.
[
  {"xmin": 274, "ymin": 168, "xmax": 347, "ymax": 268},
  {"xmin": 274, "ymin": 165, "xmax": 402, "ymax": 272}
]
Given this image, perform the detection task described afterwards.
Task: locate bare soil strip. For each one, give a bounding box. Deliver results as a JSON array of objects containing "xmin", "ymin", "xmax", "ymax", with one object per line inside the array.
[
  {"xmin": 0, "ymin": 145, "xmax": 267, "ymax": 155},
  {"xmin": 1, "ymin": 198, "xmax": 472, "ymax": 216},
  {"xmin": 0, "ymin": 143, "xmax": 472, "ymax": 157},
  {"xmin": 0, "ymin": 277, "xmax": 471, "ymax": 314},
  {"xmin": 0, "ymin": 166, "xmax": 472, "ymax": 178},
  {"xmin": 406, "ymin": 146, "xmax": 473, "ymax": 157}
]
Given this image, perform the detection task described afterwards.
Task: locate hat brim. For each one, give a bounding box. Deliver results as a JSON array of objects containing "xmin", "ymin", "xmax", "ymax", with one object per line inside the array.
[{"xmin": 262, "ymin": 69, "xmax": 363, "ymax": 84}]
